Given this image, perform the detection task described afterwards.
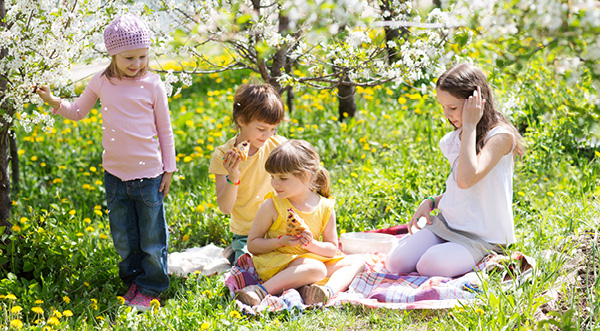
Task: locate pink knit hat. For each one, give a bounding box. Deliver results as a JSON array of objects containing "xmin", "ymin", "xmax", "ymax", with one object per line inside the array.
[{"xmin": 104, "ymin": 15, "xmax": 152, "ymax": 56}]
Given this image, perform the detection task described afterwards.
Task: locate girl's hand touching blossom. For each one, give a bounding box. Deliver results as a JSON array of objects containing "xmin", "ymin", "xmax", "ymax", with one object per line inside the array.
[
  {"xmin": 35, "ymin": 86, "xmax": 61, "ymax": 110},
  {"xmin": 461, "ymin": 86, "xmax": 486, "ymax": 131},
  {"xmin": 222, "ymin": 149, "xmax": 241, "ymax": 182}
]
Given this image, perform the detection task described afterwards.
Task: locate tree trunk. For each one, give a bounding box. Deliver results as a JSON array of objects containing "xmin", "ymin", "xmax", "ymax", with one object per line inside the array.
[
  {"xmin": 380, "ymin": 0, "xmax": 409, "ymax": 64},
  {"xmin": 338, "ymin": 78, "xmax": 357, "ymax": 121},
  {"xmin": 268, "ymin": 12, "xmax": 289, "ymax": 95},
  {"xmin": 0, "ymin": 0, "xmax": 12, "ymax": 231},
  {"xmin": 9, "ymin": 132, "xmax": 18, "ymax": 195},
  {"xmin": 0, "ymin": 127, "xmax": 12, "ymax": 231}
]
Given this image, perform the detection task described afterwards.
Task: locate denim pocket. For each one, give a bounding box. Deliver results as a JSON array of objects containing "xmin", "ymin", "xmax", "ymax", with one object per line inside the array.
[
  {"xmin": 140, "ymin": 175, "xmax": 163, "ymax": 208},
  {"xmin": 104, "ymin": 172, "xmax": 118, "ymax": 203}
]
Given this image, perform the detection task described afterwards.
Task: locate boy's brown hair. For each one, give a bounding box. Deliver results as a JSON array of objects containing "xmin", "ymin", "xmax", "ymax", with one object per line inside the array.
[{"xmin": 232, "ymin": 84, "xmax": 285, "ymax": 127}]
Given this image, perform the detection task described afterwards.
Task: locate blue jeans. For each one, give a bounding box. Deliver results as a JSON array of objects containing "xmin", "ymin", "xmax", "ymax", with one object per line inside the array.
[{"xmin": 104, "ymin": 171, "xmax": 169, "ymax": 297}]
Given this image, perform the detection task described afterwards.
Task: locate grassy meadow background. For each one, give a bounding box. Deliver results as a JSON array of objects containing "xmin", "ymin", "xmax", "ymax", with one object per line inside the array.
[{"xmin": 1, "ymin": 49, "xmax": 599, "ymax": 329}]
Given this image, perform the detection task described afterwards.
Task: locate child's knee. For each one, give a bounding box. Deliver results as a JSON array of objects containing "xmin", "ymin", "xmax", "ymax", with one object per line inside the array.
[
  {"xmin": 305, "ymin": 260, "xmax": 328, "ymax": 279},
  {"xmin": 385, "ymin": 254, "xmax": 415, "ymax": 274},
  {"xmin": 416, "ymin": 247, "xmax": 474, "ymax": 278}
]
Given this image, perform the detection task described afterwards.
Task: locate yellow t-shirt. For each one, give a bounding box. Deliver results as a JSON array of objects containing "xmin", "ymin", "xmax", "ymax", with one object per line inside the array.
[{"xmin": 209, "ymin": 134, "xmax": 287, "ymax": 235}]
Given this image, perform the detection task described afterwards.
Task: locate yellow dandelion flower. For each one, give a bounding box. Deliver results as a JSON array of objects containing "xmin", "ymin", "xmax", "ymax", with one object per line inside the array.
[
  {"xmin": 10, "ymin": 319, "xmax": 23, "ymax": 329},
  {"xmin": 202, "ymin": 290, "xmax": 212, "ymax": 298},
  {"xmin": 100, "ymin": 234, "xmax": 108, "ymax": 239},
  {"xmin": 76, "ymin": 232, "xmax": 84, "ymax": 237},
  {"xmin": 200, "ymin": 322, "xmax": 210, "ymax": 330},
  {"xmin": 63, "ymin": 296, "xmax": 71, "ymax": 303},
  {"xmin": 95, "ymin": 180, "xmax": 103, "ymax": 185},
  {"xmin": 117, "ymin": 296, "xmax": 125, "ymax": 305},
  {"xmin": 90, "ymin": 166, "xmax": 97, "ymax": 172},
  {"xmin": 42, "ymin": 326, "xmax": 54, "ymax": 331},
  {"xmin": 63, "ymin": 310, "xmax": 73, "ymax": 317},
  {"xmin": 31, "ymin": 156, "xmax": 38, "ymax": 161},
  {"xmin": 196, "ymin": 205, "xmax": 205, "ymax": 213},
  {"xmin": 229, "ymin": 310, "xmax": 241, "ymax": 319},
  {"xmin": 83, "ymin": 218, "xmax": 91, "ymax": 223},
  {"xmin": 68, "ymin": 209, "xmax": 76, "ymax": 215},
  {"xmin": 182, "ymin": 234, "xmax": 189, "ymax": 242},
  {"xmin": 94, "ymin": 210, "xmax": 103, "ymax": 216},
  {"xmin": 11, "ymin": 305, "xmax": 23, "ymax": 313},
  {"xmin": 32, "ymin": 307, "xmax": 44, "ymax": 314},
  {"xmin": 52, "ymin": 178, "xmax": 63, "ymax": 184},
  {"xmin": 475, "ymin": 308, "xmax": 484, "ymax": 314},
  {"xmin": 150, "ymin": 299, "xmax": 160, "ymax": 313},
  {"xmin": 85, "ymin": 226, "xmax": 94, "ymax": 232},
  {"xmin": 90, "ymin": 298, "xmax": 97, "ymax": 304},
  {"xmin": 96, "ymin": 316, "xmax": 104, "ymax": 320},
  {"xmin": 11, "ymin": 224, "xmax": 21, "ymax": 232},
  {"xmin": 20, "ymin": 217, "xmax": 28, "ymax": 224},
  {"xmin": 183, "ymin": 156, "xmax": 193, "ymax": 163},
  {"xmin": 53, "ymin": 310, "xmax": 62, "ymax": 318},
  {"xmin": 18, "ymin": 149, "xmax": 25, "ymax": 155},
  {"xmin": 85, "ymin": 282, "xmax": 90, "ymax": 287},
  {"xmin": 47, "ymin": 316, "xmax": 59, "ymax": 325}
]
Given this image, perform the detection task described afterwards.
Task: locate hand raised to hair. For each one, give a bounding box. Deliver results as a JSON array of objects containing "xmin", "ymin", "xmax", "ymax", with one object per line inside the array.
[{"xmin": 462, "ymin": 86, "xmax": 486, "ymax": 131}]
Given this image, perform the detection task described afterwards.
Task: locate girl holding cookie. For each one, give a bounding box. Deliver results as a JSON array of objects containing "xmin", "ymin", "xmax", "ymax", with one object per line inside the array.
[{"xmin": 235, "ymin": 140, "xmax": 365, "ymax": 306}]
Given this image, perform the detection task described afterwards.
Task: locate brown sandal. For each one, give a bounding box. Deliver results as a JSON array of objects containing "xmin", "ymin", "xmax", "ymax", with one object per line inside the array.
[
  {"xmin": 298, "ymin": 284, "xmax": 332, "ymax": 305},
  {"xmin": 235, "ymin": 285, "xmax": 267, "ymax": 306}
]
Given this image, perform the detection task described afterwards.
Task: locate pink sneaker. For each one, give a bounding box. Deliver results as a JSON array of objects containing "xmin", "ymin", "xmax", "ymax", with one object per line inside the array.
[
  {"xmin": 122, "ymin": 283, "xmax": 138, "ymax": 304},
  {"xmin": 128, "ymin": 291, "xmax": 160, "ymax": 311}
]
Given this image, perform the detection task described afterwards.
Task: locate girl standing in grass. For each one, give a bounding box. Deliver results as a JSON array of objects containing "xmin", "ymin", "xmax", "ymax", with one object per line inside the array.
[
  {"xmin": 386, "ymin": 63, "xmax": 525, "ymax": 278},
  {"xmin": 209, "ymin": 84, "xmax": 286, "ymax": 265},
  {"xmin": 235, "ymin": 140, "xmax": 365, "ymax": 306},
  {"xmin": 37, "ymin": 15, "xmax": 176, "ymax": 311}
]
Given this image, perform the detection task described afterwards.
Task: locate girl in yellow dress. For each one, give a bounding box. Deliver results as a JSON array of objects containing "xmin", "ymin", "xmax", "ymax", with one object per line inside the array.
[{"xmin": 235, "ymin": 140, "xmax": 365, "ymax": 306}]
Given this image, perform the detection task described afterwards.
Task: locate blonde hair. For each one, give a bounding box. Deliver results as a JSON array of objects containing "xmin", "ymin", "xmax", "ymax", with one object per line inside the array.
[
  {"xmin": 101, "ymin": 55, "xmax": 149, "ymax": 81},
  {"xmin": 265, "ymin": 140, "xmax": 331, "ymax": 198}
]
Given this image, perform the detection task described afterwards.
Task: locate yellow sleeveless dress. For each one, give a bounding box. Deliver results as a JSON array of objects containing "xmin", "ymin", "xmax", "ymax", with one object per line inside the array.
[{"xmin": 253, "ymin": 194, "xmax": 345, "ymax": 281}]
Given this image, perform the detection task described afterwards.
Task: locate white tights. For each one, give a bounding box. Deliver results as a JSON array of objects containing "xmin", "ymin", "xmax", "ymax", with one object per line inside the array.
[{"xmin": 385, "ymin": 229, "xmax": 476, "ymax": 278}]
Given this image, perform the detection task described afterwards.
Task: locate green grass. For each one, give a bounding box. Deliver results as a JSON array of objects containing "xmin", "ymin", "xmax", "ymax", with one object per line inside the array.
[{"xmin": 1, "ymin": 64, "xmax": 599, "ymax": 330}]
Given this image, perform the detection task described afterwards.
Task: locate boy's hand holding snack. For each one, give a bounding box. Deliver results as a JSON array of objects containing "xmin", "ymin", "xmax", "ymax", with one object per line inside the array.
[{"xmin": 231, "ymin": 140, "xmax": 250, "ymax": 161}]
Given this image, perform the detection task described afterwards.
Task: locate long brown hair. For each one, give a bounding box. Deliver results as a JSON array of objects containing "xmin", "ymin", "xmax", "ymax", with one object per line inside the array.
[
  {"xmin": 265, "ymin": 140, "xmax": 331, "ymax": 198},
  {"xmin": 101, "ymin": 55, "xmax": 149, "ymax": 81},
  {"xmin": 436, "ymin": 63, "xmax": 524, "ymax": 156}
]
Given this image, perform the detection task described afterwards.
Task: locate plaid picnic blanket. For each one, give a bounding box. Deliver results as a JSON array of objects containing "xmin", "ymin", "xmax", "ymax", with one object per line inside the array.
[{"xmin": 224, "ymin": 239, "xmax": 534, "ymax": 314}]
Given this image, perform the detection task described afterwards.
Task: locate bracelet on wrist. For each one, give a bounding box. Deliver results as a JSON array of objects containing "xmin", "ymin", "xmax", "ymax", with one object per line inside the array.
[
  {"xmin": 225, "ymin": 175, "xmax": 240, "ymax": 186},
  {"xmin": 427, "ymin": 196, "xmax": 435, "ymax": 211},
  {"xmin": 277, "ymin": 235, "xmax": 285, "ymax": 247}
]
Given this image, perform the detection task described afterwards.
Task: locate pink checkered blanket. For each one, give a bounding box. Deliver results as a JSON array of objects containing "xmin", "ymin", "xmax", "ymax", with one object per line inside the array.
[{"xmin": 225, "ymin": 240, "xmax": 533, "ymax": 314}]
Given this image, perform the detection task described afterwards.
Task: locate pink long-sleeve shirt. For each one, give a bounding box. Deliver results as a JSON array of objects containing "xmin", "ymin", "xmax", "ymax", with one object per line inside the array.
[{"xmin": 54, "ymin": 71, "xmax": 177, "ymax": 181}]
